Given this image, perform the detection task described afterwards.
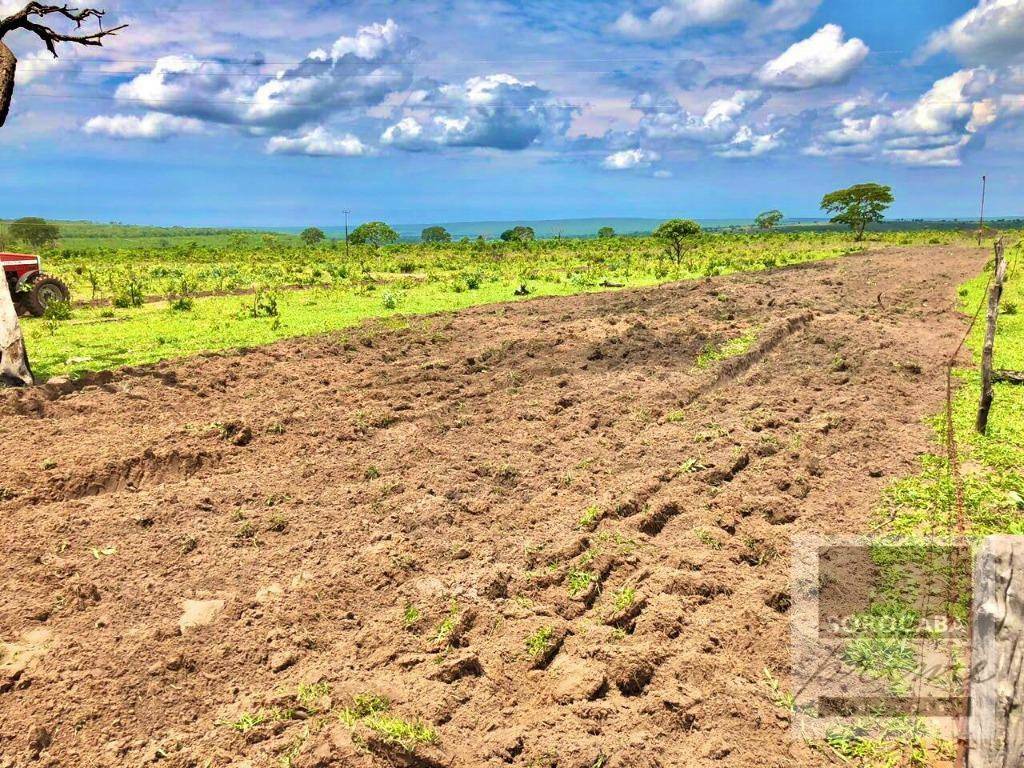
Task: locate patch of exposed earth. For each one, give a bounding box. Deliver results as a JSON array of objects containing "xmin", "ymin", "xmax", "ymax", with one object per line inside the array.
[{"xmin": 0, "ymin": 245, "xmax": 985, "ymax": 767}]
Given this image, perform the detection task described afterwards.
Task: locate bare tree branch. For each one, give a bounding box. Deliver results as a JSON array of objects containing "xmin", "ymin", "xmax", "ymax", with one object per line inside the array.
[
  {"xmin": 0, "ymin": 3, "xmax": 126, "ymax": 127},
  {"xmin": 0, "ymin": 3, "xmax": 127, "ymax": 57}
]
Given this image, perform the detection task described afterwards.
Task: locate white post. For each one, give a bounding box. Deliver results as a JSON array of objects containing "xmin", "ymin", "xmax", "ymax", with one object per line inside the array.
[
  {"xmin": 969, "ymin": 536, "xmax": 1024, "ymax": 767},
  {"xmin": 0, "ymin": 278, "xmax": 33, "ymax": 386}
]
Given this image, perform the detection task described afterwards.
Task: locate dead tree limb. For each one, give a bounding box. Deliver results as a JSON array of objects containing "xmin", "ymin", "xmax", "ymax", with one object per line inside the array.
[
  {"xmin": 0, "ymin": 3, "xmax": 126, "ymax": 127},
  {"xmin": 0, "ymin": 4, "xmax": 127, "ymax": 54},
  {"xmin": 993, "ymin": 370, "xmax": 1024, "ymax": 385}
]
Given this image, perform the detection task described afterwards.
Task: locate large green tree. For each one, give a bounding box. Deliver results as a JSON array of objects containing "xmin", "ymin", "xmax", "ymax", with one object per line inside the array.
[
  {"xmin": 597, "ymin": 226, "xmax": 616, "ymax": 238},
  {"xmin": 299, "ymin": 226, "xmax": 326, "ymax": 246},
  {"xmin": 820, "ymin": 183, "xmax": 894, "ymax": 240},
  {"xmin": 421, "ymin": 225, "xmax": 451, "ymax": 243},
  {"xmin": 9, "ymin": 216, "xmax": 59, "ymax": 247},
  {"xmin": 350, "ymin": 221, "xmax": 399, "ymax": 248},
  {"xmin": 500, "ymin": 226, "xmax": 535, "ymax": 243},
  {"xmin": 755, "ymin": 210, "xmax": 784, "ymax": 230},
  {"xmin": 654, "ymin": 218, "xmax": 701, "ymax": 263}
]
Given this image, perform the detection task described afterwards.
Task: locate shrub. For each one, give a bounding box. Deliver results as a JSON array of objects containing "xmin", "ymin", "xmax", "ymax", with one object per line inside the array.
[{"xmin": 245, "ymin": 288, "xmax": 279, "ymax": 318}]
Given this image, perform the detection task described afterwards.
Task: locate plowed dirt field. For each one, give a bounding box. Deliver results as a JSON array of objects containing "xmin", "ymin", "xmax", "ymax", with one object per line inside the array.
[{"xmin": 0, "ymin": 244, "xmax": 985, "ymax": 767}]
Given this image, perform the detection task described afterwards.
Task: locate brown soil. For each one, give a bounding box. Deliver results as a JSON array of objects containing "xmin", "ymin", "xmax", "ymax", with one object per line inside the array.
[{"xmin": 0, "ymin": 245, "xmax": 985, "ymax": 768}]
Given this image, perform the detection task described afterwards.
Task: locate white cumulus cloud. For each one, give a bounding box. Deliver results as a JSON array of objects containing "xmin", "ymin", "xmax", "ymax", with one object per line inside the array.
[
  {"xmin": 809, "ymin": 68, "xmax": 1005, "ymax": 166},
  {"xmin": 83, "ymin": 112, "xmax": 206, "ymax": 140},
  {"xmin": 592, "ymin": 88, "xmax": 781, "ymax": 169},
  {"xmin": 920, "ymin": 0, "xmax": 1024, "ymax": 65},
  {"xmin": 13, "ymin": 50, "xmax": 64, "ymax": 86},
  {"xmin": 635, "ymin": 89, "xmax": 767, "ymax": 143},
  {"xmin": 756, "ymin": 24, "xmax": 869, "ymax": 89},
  {"xmin": 611, "ymin": 0, "xmax": 820, "ymax": 40},
  {"xmin": 266, "ymin": 127, "xmax": 369, "ymax": 157},
  {"xmin": 716, "ymin": 125, "xmax": 784, "ymax": 157},
  {"xmin": 381, "ymin": 73, "xmax": 574, "ymax": 151},
  {"xmin": 602, "ymin": 148, "xmax": 661, "ymax": 169},
  {"xmin": 113, "ymin": 20, "xmax": 414, "ymax": 131}
]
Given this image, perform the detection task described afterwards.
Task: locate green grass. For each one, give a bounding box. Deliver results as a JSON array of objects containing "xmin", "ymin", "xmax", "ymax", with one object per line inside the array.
[
  {"xmin": 296, "ymin": 682, "xmax": 331, "ymax": 711},
  {"xmin": 220, "ymin": 711, "xmax": 268, "ymax": 733},
  {"xmin": 762, "ymin": 668, "xmax": 797, "ymax": 712},
  {"xmin": 339, "ymin": 693, "xmax": 390, "ymax": 724},
  {"xmin": 876, "ymin": 242, "xmax": 1024, "ymax": 540},
  {"xmin": 402, "ymin": 603, "xmax": 421, "ymax": 628},
  {"xmin": 337, "ymin": 693, "xmax": 436, "ymax": 752},
  {"xmin": 433, "ymin": 603, "xmax": 459, "ymax": 645},
  {"xmin": 842, "ymin": 634, "xmax": 918, "ymax": 694},
  {"xmin": 14, "ymin": 228, "xmax": 979, "ymax": 381},
  {"xmin": 25, "ymin": 278, "xmax": 596, "ymax": 379},
  {"xmin": 361, "ymin": 713, "xmax": 438, "ymax": 751},
  {"xmin": 824, "ymin": 717, "xmax": 951, "ymax": 767},
  {"xmin": 696, "ymin": 326, "xmax": 760, "ymax": 369}
]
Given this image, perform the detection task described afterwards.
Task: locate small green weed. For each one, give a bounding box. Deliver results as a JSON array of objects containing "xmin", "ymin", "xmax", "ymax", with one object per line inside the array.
[
  {"xmin": 339, "ymin": 693, "xmax": 390, "ymax": 724},
  {"xmin": 220, "ymin": 711, "xmax": 268, "ymax": 733},
  {"xmin": 578, "ymin": 505, "xmax": 602, "ymax": 529},
  {"xmin": 611, "ymin": 586, "xmax": 636, "ymax": 613},
  {"xmin": 822, "ymin": 717, "xmax": 950, "ymax": 767},
  {"xmin": 339, "ymin": 693, "xmax": 435, "ymax": 753},
  {"xmin": 434, "ymin": 603, "xmax": 459, "ymax": 644},
  {"xmin": 403, "ymin": 603, "xmax": 421, "ymax": 628},
  {"xmin": 525, "ymin": 626, "xmax": 555, "ymax": 659},
  {"xmin": 694, "ymin": 527, "xmax": 721, "ymax": 549},
  {"xmin": 762, "ymin": 668, "xmax": 797, "ymax": 712},
  {"xmin": 297, "ymin": 682, "xmax": 331, "ymax": 711},
  {"xmin": 566, "ymin": 567, "xmax": 596, "ymax": 597}
]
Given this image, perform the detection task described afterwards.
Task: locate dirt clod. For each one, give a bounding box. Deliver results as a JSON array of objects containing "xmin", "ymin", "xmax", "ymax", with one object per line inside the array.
[
  {"xmin": 550, "ymin": 659, "xmax": 607, "ymax": 703},
  {"xmin": 178, "ymin": 598, "xmax": 224, "ymax": 633},
  {"xmin": 26, "ymin": 725, "xmax": 51, "ymax": 760}
]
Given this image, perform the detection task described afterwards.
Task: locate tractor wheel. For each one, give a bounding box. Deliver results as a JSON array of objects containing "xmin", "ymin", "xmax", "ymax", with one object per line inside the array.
[{"xmin": 23, "ymin": 275, "xmax": 70, "ymax": 317}]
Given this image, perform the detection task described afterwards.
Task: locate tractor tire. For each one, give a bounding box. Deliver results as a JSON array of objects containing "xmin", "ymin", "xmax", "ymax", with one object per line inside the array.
[{"xmin": 23, "ymin": 275, "xmax": 70, "ymax": 317}]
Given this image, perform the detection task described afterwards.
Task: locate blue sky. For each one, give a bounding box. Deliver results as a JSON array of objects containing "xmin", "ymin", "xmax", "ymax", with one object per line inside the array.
[{"xmin": 1, "ymin": 0, "xmax": 1022, "ymax": 226}]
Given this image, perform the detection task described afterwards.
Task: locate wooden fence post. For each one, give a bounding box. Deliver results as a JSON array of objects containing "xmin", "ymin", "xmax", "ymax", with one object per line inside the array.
[
  {"xmin": 976, "ymin": 238, "xmax": 1007, "ymax": 434},
  {"xmin": 969, "ymin": 536, "xmax": 1024, "ymax": 767}
]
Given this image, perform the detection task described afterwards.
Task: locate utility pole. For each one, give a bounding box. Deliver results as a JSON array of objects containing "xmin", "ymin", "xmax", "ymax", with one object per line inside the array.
[{"xmin": 343, "ymin": 210, "xmax": 351, "ymax": 260}]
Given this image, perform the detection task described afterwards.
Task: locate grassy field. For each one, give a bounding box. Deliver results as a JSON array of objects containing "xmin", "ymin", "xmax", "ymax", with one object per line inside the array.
[
  {"xmin": 26, "ymin": 228, "xmax": 902, "ymax": 300},
  {"xmin": 6, "ymin": 224, "xmax": 981, "ymax": 380}
]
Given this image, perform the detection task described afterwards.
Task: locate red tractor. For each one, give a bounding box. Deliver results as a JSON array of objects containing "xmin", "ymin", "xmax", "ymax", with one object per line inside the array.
[{"xmin": 2, "ymin": 252, "xmax": 70, "ymax": 316}]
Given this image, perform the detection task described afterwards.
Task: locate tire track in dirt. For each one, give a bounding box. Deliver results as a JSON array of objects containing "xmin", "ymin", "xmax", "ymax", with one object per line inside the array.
[
  {"xmin": 682, "ymin": 310, "xmax": 815, "ymax": 406},
  {"xmin": 0, "ymin": 245, "xmax": 987, "ymax": 768}
]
